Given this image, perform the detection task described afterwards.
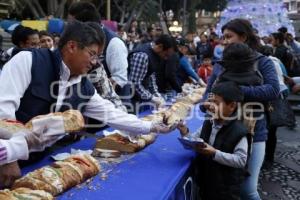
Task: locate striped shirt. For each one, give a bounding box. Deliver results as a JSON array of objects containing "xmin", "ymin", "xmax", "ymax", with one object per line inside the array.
[{"xmin": 0, "ymin": 143, "xmax": 7, "ymax": 162}]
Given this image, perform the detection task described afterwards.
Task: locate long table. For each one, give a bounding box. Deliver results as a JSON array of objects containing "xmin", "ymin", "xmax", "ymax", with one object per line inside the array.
[{"xmin": 22, "ymin": 106, "xmax": 204, "ymax": 200}]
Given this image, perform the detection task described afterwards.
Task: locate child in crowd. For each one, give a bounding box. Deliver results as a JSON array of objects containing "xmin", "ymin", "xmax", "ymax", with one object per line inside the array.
[
  {"xmin": 197, "ymin": 53, "xmax": 213, "ymax": 83},
  {"xmin": 178, "ymin": 82, "xmax": 248, "ymax": 200},
  {"xmin": 217, "ymin": 43, "xmax": 263, "ymax": 86},
  {"xmin": 176, "ymin": 38, "xmax": 206, "ymax": 86},
  {"xmin": 217, "ymin": 43, "xmax": 264, "ymax": 138},
  {"xmin": 39, "ymin": 31, "xmax": 55, "ymax": 50}
]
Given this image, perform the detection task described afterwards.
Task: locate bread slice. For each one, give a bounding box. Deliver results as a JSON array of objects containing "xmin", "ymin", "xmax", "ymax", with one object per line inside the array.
[
  {"xmin": 165, "ymin": 113, "xmax": 181, "ymax": 127},
  {"xmin": 0, "ymin": 189, "xmax": 16, "ymax": 200},
  {"xmin": 140, "ymin": 133, "xmax": 156, "ymax": 145},
  {"xmin": 81, "ymin": 154, "xmax": 101, "ymax": 173},
  {"xmin": 51, "ymin": 161, "xmax": 82, "ymax": 190},
  {"xmin": 0, "ymin": 120, "xmax": 27, "ymax": 138},
  {"xmin": 95, "ymin": 134, "xmax": 140, "ymax": 153},
  {"xmin": 186, "ymin": 93, "xmax": 202, "ymax": 104},
  {"xmin": 92, "ymin": 148, "xmax": 121, "ymax": 158},
  {"xmin": 13, "ymin": 154, "xmax": 100, "ymax": 196},
  {"xmin": 64, "ymin": 154, "xmax": 100, "ymax": 180},
  {"xmin": 193, "ymin": 87, "xmax": 206, "ymax": 95},
  {"xmin": 142, "ymin": 113, "xmax": 164, "ymax": 123},
  {"xmin": 25, "ymin": 109, "xmax": 84, "ymax": 133},
  {"xmin": 12, "ymin": 188, "xmax": 53, "ymax": 200},
  {"xmin": 13, "ymin": 166, "xmax": 65, "ymax": 196},
  {"xmin": 0, "ymin": 188, "xmax": 54, "ymax": 200},
  {"xmin": 59, "ymin": 110, "xmax": 85, "ymax": 132},
  {"xmin": 13, "ymin": 176, "xmax": 56, "ymax": 196},
  {"xmin": 34, "ymin": 167, "xmax": 64, "ymax": 195},
  {"xmin": 170, "ymin": 102, "xmax": 191, "ymax": 118},
  {"xmin": 53, "ymin": 161, "xmax": 84, "ymax": 182}
]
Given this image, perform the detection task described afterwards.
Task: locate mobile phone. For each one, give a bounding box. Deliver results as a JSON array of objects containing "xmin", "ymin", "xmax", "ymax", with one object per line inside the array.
[{"xmin": 178, "ymin": 136, "xmax": 206, "ymax": 150}]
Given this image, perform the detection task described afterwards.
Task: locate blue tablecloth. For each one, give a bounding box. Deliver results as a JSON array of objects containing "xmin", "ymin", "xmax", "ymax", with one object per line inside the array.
[{"xmin": 21, "ymin": 106, "xmax": 204, "ymax": 200}]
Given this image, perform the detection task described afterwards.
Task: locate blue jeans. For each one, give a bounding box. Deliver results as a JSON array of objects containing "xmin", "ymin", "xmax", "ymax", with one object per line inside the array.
[{"xmin": 240, "ymin": 141, "xmax": 266, "ymax": 200}]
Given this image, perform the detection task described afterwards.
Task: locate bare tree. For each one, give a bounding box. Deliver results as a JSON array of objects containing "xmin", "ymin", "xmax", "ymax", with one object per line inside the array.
[
  {"xmin": 112, "ymin": 0, "xmax": 126, "ymax": 24},
  {"xmin": 54, "ymin": 0, "xmax": 68, "ymax": 18},
  {"xmin": 21, "ymin": 0, "xmax": 40, "ymax": 19},
  {"xmin": 32, "ymin": 0, "xmax": 45, "ymax": 17}
]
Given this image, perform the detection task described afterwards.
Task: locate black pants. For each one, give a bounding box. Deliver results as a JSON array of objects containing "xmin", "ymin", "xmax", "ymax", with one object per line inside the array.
[{"xmin": 265, "ymin": 126, "xmax": 278, "ymax": 162}]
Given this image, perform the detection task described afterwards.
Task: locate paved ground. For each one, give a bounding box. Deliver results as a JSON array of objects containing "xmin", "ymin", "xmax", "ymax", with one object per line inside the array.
[{"xmin": 259, "ymin": 116, "xmax": 300, "ymax": 200}]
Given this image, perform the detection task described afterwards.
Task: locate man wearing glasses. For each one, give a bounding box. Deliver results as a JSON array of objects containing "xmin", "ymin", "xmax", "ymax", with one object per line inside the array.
[{"xmin": 0, "ymin": 21, "xmax": 172, "ymax": 187}]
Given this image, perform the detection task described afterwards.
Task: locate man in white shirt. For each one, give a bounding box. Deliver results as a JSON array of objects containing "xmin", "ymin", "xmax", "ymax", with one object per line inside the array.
[{"xmin": 0, "ymin": 21, "xmax": 171, "ymax": 186}]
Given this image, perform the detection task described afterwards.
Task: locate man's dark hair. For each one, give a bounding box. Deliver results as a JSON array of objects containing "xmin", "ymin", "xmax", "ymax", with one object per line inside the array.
[
  {"xmin": 221, "ymin": 18, "xmax": 260, "ymax": 50},
  {"xmin": 212, "ymin": 81, "xmax": 244, "ymax": 104},
  {"xmin": 203, "ymin": 51, "xmax": 213, "ymax": 59},
  {"xmin": 200, "ymin": 32, "xmax": 208, "ymax": 38},
  {"xmin": 39, "ymin": 30, "xmax": 53, "ymax": 39},
  {"xmin": 154, "ymin": 34, "xmax": 175, "ymax": 50},
  {"xmin": 11, "ymin": 25, "xmax": 38, "ymax": 47},
  {"xmin": 271, "ymin": 32, "xmax": 285, "ymax": 44},
  {"xmin": 147, "ymin": 26, "xmax": 154, "ymax": 33},
  {"xmin": 68, "ymin": 2, "xmax": 100, "ymax": 22},
  {"xmin": 278, "ymin": 26, "xmax": 288, "ymax": 34},
  {"xmin": 258, "ymin": 45, "xmax": 273, "ymax": 57},
  {"xmin": 58, "ymin": 21, "xmax": 105, "ymax": 50}
]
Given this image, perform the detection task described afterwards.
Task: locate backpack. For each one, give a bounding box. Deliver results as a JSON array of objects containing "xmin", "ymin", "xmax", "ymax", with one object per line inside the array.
[{"xmin": 285, "ymin": 48, "xmax": 300, "ymax": 76}]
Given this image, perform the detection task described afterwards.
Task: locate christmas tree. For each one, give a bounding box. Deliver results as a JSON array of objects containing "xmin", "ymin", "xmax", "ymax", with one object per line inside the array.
[{"xmin": 216, "ymin": 0, "xmax": 295, "ymax": 37}]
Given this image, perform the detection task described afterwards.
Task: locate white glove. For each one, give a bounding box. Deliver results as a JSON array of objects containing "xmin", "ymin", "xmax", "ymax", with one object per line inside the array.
[
  {"xmin": 150, "ymin": 121, "xmax": 177, "ymax": 134},
  {"xmin": 151, "ymin": 96, "xmax": 165, "ymax": 108},
  {"xmin": 22, "ymin": 127, "xmax": 66, "ymax": 153},
  {"xmin": 0, "ymin": 128, "xmax": 13, "ymax": 139}
]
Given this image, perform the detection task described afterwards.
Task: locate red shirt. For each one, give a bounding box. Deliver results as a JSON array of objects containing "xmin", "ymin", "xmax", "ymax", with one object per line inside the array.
[{"xmin": 198, "ymin": 64, "xmax": 213, "ymax": 83}]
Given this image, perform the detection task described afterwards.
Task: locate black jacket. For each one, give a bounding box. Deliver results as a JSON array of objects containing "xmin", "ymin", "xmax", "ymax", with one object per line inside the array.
[
  {"xmin": 156, "ymin": 52, "xmax": 182, "ymax": 93},
  {"xmin": 195, "ymin": 119, "xmax": 248, "ymax": 200}
]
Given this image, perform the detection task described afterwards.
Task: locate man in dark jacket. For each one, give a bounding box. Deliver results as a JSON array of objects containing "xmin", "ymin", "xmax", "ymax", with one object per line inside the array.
[
  {"xmin": 128, "ymin": 34, "xmax": 175, "ymax": 108},
  {"xmin": 156, "ymin": 52, "xmax": 182, "ymax": 93}
]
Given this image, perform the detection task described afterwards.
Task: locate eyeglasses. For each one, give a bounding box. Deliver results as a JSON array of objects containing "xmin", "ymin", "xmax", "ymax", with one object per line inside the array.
[{"xmin": 84, "ymin": 46, "xmax": 99, "ymax": 62}]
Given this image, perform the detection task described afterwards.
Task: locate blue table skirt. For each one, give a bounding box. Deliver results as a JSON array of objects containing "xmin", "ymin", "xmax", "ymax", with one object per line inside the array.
[{"xmin": 21, "ymin": 106, "xmax": 204, "ymax": 200}]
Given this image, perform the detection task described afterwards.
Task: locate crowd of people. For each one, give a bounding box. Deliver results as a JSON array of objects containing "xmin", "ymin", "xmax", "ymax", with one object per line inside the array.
[{"xmin": 0, "ymin": 1, "xmax": 299, "ymax": 200}]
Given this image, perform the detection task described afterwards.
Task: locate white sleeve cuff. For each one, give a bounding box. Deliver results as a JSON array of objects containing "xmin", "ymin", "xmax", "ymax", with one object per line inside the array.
[
  {"xmin": 213, "ymin": 150, "xmax": 221, "ymax": 161},
  {"xmin": 2, "ymin": 134, "xmax": 29, "ymax": 163},
  {"xmin": 140, "ymin": 120, "xmax": 152, "ymax": 135}
]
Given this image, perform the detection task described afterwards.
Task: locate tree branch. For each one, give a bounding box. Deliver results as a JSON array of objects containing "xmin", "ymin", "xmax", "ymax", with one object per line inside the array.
[
  {"xmin": 21, "ymin": 0, "xmax": 40, "ymax": 19},
  {"xmin": 32, "ymin": 0, "xmax": 46, "ymax": 17},
  {"xmin": 54, "ymin": 0, "xmax": 67, "ymax": 18},
  {"xmin": 112, "ymin": 0, "xmax": 123, "ymax": 13}
]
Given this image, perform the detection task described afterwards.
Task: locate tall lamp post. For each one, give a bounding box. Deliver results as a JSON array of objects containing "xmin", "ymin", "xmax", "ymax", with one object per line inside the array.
[
  {"xmin": 106, "ymin": 0, "xmax": 111, "ymax": 20},
  {"xmin": 183, "ymin": 0, "xmax": 187, "ymax": 34}
]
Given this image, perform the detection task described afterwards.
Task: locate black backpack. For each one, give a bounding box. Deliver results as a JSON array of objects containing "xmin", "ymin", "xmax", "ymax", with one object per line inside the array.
[{"xmin": 285, "ymin": 48, "xmax": 300, "ymax": 76}]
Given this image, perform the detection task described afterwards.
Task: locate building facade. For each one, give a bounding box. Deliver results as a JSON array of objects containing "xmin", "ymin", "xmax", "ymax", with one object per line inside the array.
[{"xmin": 284, "ymin": 0, "xmax": 300, "ymax": 37}]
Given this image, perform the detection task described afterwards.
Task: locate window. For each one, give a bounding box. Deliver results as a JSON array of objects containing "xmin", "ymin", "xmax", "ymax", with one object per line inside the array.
[
  {"xmin": 297, "ymin": 1, "xmax": 300, "ymax": 11},
  {"xmin": 291, "ymin": 1, "xmax": 297, "ymax": 11}
]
